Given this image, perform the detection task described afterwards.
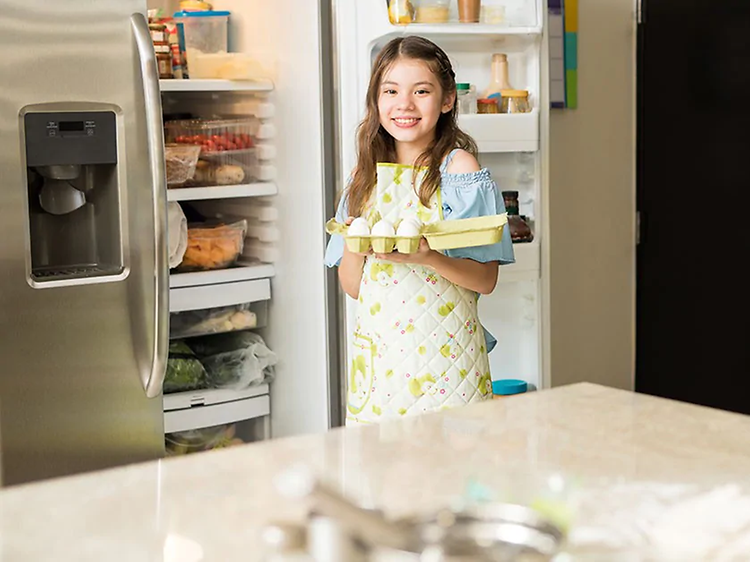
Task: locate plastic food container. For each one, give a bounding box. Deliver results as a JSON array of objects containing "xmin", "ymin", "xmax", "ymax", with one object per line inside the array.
[
  {"xmin": 416, "ymin": 0, "xmax": 450, "ymax": 23},
  {"xmin": 170, "ymin": 302, "xmax": 259, "ymax": 339},
  {"xmin": 165, "ymin": 118, "xmax": 256, "ymax": 186},
  {"xmin": 422, "ymin": 214, "xmax": 508, "ymax": 250},
  {"xmin": 187, "ymin": 51, "xmax": 266, "ymax": 80},
  {"xmin": 165, "ymin": 144, "xmax": 201, "ymax": 187},
  {"xmin": 177, "ymin": 220, "xmax": 247, "ymax": 272},
  {"xmin": 492, "ymin": 379, "xmax": 529, "ymax": 399},
  {"xmin": 173, "ymin": 10, "xmax": 230, "ymax": 67},
  {"xmin": 165, "ymin": 423, "xmax": 242, "ymax": 456},
  {"xmin": 388, "ymin": 0, "xmax": 416, "ymax": 24}
]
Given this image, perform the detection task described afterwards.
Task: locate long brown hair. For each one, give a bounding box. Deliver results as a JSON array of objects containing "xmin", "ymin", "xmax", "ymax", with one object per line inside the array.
[{"xmin": 347, "ymin": 36, "xmax": 478, "ymax": 217}]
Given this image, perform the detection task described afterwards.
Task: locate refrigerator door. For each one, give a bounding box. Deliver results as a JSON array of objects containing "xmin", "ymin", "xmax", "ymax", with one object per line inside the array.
[{"xmin": 0, "ymin": 1, "xmax": 168, "ymax": 486}]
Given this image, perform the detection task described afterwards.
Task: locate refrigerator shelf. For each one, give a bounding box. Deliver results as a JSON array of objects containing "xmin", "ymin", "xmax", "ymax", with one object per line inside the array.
[
  {"xmin": 499, "ymin": 240, "xmax": 540, "ymax": 284},
  {"xmin": 167, "ymin": 182, "xmax": 278, "ymax": 202},
  {"xmin": 159, "ymin": 79, "xmax": 274, "ymax": 93},
  {"xmin": 170, "ymin": 278, "xmax": 271, "ymax": 313},
  {"xmin": 170, "ymin": 261, "xmax": 275, "ymax": 288},
  {"xmin": 394, "ymin": 24, "xmax": 542, "ymax": 37},
  {"xmin": 458, "ymin": 110, "xmax": 540, "ymax": 153},
  {"xmin": 164, "ymin": 385, "xmax": 269, "ymax": 412},
  {"xmin": 164, "ymin": 393, "xmax": 270, "ymax": 433}
]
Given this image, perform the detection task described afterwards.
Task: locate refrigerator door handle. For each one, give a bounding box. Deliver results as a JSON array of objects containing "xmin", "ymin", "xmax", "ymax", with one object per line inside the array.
[{"xmin": 131, "ymin": 12, "xmax": 169, "ymax": 399}]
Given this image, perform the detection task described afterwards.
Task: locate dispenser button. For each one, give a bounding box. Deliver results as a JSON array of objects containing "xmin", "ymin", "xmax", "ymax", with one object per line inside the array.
[{"xmin": 48, "ymin": 129, "xmax": 56, "ymax": 137}]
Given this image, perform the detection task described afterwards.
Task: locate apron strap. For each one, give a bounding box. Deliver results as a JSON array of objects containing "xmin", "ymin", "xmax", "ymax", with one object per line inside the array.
[{"xmin": 439, "ymin": 148, "xmax": 460, "ymax": 174}]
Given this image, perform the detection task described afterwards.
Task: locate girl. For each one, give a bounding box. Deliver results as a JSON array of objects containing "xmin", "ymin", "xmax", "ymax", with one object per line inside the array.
[{"xmin": 325, "ymin": 36, "xmax": 515, "ymax": 425}]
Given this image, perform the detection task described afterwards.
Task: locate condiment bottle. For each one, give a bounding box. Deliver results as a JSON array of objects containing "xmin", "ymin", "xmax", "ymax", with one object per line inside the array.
[
  {"xmin": 484, "ymin": 53, "xmax": 513, "ymax": 99},
  {"xmin": 502, "ymin": 190, "xmax": 534, "ymax": 243},
  {"xmin": 477, "ymin": 98, "xmax": 499, "ymax": 114}
]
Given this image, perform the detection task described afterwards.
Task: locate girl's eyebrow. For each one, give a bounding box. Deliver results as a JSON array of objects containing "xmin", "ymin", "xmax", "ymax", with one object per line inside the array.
[{"xmin": 381, "ymin": 80, "xmax": 435, "ymax": 87}]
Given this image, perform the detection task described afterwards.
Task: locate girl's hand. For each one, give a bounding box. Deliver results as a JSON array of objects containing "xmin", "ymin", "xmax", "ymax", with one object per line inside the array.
[
  {"xmin": 375, "ymin": 238, "xmax": 436, "ymax": 266},
  {"xmin": 343, "ymin": 217, "xmax": 371, "ymax": 257}
]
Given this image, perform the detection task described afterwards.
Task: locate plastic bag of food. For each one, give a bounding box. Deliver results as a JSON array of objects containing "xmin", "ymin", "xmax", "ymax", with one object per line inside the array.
[
  {"xmin": 176, "ymin": 219, "xmax": 247, "ymax": 272},
  {"xmin": 165, "ymin": 423, "xmax": 244, "ymax": 456},
  {"xmin": 189, "ymin": 332, "xmax": 277, "ymax": 391},
  {"xmin": 165, "ymin": 144, "xmax": 202, "ymax": 187},
  {"xmin": 170, "ymin": 303, "xmax": 258, "ymax": 339},
  {"xmin": 164, "ymin": 340, "xmax": 208, "ymax": 394}
]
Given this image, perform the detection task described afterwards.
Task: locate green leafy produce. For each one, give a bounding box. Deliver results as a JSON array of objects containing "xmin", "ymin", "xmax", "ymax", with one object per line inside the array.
[{"xmin": 164, "ymin": 341, "xmax": 208, "ymax": 394}]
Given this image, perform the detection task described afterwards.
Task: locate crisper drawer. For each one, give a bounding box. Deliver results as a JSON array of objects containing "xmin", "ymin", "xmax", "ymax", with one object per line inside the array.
[{"xmin": 169, "ymin": 278, "xmax": 270, "ymax": 313}]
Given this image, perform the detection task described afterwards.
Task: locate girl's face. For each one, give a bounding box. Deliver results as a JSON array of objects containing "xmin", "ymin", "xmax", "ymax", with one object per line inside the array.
[{"xmin": 377, "ymin": 58, "xmax": 454, "ymax": 151}]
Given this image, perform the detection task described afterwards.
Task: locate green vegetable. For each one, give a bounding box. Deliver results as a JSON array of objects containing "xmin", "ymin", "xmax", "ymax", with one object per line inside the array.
[{"xmin": 164, "ymin": 341, "xmax": 207, "ymax": 393}]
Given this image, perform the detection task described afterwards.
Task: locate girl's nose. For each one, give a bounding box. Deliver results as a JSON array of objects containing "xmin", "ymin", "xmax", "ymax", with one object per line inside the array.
[{"xmin": 397, "ymin": 93, "xmax": 415, "ymax": 110}]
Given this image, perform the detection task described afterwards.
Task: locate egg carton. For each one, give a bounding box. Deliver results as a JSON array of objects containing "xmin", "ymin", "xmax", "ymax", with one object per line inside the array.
[{"xmin": 325, "ymin": 214, "xmax": 508, "ymax": 253}]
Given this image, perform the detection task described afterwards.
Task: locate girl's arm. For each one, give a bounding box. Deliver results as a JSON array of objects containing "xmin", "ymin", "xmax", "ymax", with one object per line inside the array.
[
  {"xmin": 339, "ymin": 244, "xmax": 367, "ymax": 299},
  {"xmin": 375, "ymin": 239, "xmax": 498, "ymax": 295}
]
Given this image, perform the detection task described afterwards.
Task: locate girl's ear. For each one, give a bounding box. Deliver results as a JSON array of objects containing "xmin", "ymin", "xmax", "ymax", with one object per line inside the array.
[{"xmin": 442, "ymin": 90, "xmax": 456, "ymax": 113}]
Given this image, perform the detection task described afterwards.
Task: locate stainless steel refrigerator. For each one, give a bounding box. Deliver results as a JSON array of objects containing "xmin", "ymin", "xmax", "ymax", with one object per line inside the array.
[{"xmin": 0, "ymin": 0, "xmax": 168, "ymax": 486}]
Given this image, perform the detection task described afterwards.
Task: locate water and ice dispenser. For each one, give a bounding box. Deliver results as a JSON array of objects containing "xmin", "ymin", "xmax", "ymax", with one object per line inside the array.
[{"xmin": 23, "ymin": 110, "xmax": 124, "ymax": 284}]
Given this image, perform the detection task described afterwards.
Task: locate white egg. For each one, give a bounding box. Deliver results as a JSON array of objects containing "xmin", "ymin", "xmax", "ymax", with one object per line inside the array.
[
  {"xmin": 347, "ymin": 217, "xmax": 370, "ymax": 236},
  {"xmin": 371, "ymin": 219, "xmax": 396, "ymax": 237},
  {"xmin": 397, "ymin": 218, "xmax": 421, "ymax": 237}
]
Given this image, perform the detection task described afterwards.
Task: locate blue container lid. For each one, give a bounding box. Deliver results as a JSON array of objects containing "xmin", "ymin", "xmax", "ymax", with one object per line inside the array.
[
  {"xmin": 173, "ymin": 10, "xmax": 231, "ymax": 17},
  {"xmin": 492, "ymin": 379, "xmax": 528, "ymax": 396}
]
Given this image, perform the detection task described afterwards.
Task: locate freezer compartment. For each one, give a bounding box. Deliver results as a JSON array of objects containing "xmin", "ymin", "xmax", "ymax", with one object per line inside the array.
[{"xmin": 170, "ymin": 300, "xmax": 267, "ymax": 339}]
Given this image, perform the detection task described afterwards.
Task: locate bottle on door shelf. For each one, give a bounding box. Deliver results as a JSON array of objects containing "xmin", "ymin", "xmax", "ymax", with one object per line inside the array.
[
  {"xmin": 484, "ymin": 53, "xmax": 513, "ymax": 99},
  {"xmin": 456, "ymin": 83, "xmax": 477, "ymax": 114},
  {"xmin": 502, "ymin": 190, "xmax": 534, "ymax": 243}
]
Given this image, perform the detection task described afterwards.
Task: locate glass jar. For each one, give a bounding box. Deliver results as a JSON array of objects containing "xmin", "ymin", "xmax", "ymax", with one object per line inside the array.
[
  {"xmin": 502, "ymin": 190, "xmax": 534, "ymax": 243},
  {"xmin": 416, "ymin": 0, "xmax": 451, "ymax": 23},
  {"xmin": 154, "ymin": 44, "xmax": 174, "ymax": 79},
  {"xmin": 388, "ymin": 0, "xmax": 416, "ymax": 24},
  {"xmin": 477, "ymin": 98, "xmax": 499, "ymax": 114},
  {"xmin": 456, "ymin": 83, "xmax": 477, "ymax": 115},
  {"xmin": 500, "ymin": 90, "xmax": 531, "ymax": 114}
]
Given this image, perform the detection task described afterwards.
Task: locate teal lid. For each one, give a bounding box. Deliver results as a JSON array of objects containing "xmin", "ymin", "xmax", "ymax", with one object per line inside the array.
[
  {"xmin": 174, "ymin": 10, "xmax": 231, "ymax": 17},
  {"xmin": 456, "ymin": 83, "xmax": 471, "ymax": 90},
  {"xmin": 492, "ymin": 379, "xmax": 528, "ymax": 396}
]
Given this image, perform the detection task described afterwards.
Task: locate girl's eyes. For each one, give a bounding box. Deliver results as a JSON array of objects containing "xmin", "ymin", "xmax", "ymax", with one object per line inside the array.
[{"xmin": 381, "ymin": 89, "xmax": 432, "ymax": 95}]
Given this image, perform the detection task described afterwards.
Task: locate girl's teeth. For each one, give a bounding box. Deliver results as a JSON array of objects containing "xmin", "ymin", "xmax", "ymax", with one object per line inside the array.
[{"xmin": 395, "ymin": 118, "xmax": 418, "ymax": 124}]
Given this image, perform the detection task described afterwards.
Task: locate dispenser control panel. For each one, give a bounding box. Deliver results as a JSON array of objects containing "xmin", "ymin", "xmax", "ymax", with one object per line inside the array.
[{"xmin": 24, "ymin": 111, "xmax": 117, "ymax": 167}]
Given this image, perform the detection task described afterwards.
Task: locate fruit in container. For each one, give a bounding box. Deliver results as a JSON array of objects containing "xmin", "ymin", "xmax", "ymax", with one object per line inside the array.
[
  {"xmin": 388, "ymin": 0, "xmax": 416, "ymax": 24},
  {"xmin": 177, "ymin": 220, "xmax": 247, "ymax": 272},
  {"xmin": 173, "ymin": 132, "xmax": 254, "ymax": 153}
]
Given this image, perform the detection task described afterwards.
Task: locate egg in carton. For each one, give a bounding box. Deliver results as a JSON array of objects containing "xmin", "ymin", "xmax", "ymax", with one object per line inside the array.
[{"xmin": 395, "ymin": 217, "xmax": 422, "ymax": 254}]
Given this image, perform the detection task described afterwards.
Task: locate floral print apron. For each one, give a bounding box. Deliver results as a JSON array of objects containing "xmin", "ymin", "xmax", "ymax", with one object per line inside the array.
[{"xmin": 346, "ymin": 163, "xmax": 492, "ymax": 425}]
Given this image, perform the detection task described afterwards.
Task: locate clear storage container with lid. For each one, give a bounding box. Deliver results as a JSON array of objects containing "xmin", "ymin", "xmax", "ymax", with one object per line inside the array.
[
  {"xmin": 173, "ymin": 10, "xmax": 230, "ymax": 68},
  {"xmin": 456, "ymin": 83, "xmax": 477, "ymax": 114}
]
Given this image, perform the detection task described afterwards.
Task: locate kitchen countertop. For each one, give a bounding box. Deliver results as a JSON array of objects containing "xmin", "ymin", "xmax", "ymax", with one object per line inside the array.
[{"xmin": 4, "ymin": 383, "xmax": 750, "ymax": 560}]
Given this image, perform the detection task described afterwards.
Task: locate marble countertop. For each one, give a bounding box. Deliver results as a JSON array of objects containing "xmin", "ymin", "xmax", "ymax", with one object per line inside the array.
[{"xmin": 4, "ymin": 383, "xmax": 750, "ymax": 561}]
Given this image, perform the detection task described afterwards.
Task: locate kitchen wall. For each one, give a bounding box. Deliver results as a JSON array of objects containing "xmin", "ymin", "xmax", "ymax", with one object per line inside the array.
[{"xmin": 548, "ymin": 0, "xmax": 636, "ymax": 390}]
